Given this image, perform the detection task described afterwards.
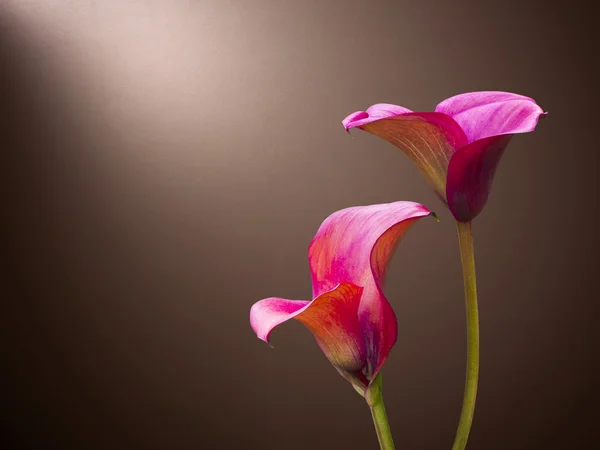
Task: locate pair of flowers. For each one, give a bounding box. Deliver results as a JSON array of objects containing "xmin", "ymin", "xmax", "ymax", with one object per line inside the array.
[{"xmin": 250, "ymin": 91, "xmax": 545, "ymax": 449}]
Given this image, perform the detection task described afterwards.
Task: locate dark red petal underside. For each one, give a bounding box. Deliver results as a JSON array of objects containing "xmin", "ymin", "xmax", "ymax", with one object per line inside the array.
[{"xmin": 446, "ymin": 135, "xmax": 513, "ymax": 222}]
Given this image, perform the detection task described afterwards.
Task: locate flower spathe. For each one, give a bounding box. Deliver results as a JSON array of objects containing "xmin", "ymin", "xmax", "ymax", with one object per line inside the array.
[
  {"xmin": 343, "ymin": 91, "xmax": 546, "ymax": 222},
  {"xmin": 250, "ymin": 201, "xmax": 433, "ymax": 393}
]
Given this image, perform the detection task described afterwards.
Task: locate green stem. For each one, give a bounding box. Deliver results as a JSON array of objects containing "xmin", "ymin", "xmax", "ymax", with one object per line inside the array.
[
  {"xmin": 452, "ymin": 221, "xmax": 480, "ymax": 450},
  {"xmin": 366, "ymin": 373, "xmax": 395, "ymax": 450}
]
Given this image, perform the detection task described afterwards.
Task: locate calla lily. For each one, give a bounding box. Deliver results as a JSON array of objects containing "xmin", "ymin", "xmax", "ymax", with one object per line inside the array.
[
  {"xmin": 343, "ymin": 91, "xmax": 546, "ymax": 222},
  {"xmin": 250, "ymin": 201, "xmax": 433, "ymax": 394}
]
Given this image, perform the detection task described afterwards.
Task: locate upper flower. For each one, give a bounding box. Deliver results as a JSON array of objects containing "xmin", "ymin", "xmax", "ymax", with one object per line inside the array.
[
  {"xmin": 250, "ymin": 201, "xmax": 433, "ymax": 394},
  {"xmin": 343, "ymin": 91, "xmax": 546, "ymax": 222}
]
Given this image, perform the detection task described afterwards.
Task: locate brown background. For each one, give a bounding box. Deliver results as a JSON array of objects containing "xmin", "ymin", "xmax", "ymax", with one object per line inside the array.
[{"xmin": 1, "ymin": 1, "xmax": 597, "ymax": 449}]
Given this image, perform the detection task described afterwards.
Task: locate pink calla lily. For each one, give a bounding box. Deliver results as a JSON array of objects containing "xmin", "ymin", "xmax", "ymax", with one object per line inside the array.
[
  {"xmin": 343, "ymin": 91, "xmax": 546, "ymax": 222},
  {"xmin": 250, "ymin": 201, "xmax": 433, "ymax": 393}
]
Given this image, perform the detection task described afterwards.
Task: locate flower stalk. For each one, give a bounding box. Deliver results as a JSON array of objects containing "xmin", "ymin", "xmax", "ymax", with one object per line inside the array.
[
  {"xmin": 452, "ymin": 221, "xmax": 479, "ymax": 450},
  {"xmin": 366, "ymin": 373, "xmax": 395, "ymax": 450}
]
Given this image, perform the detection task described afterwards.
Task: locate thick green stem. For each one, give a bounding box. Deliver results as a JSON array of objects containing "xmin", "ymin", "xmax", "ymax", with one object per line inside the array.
[
  {"xmin": 366, "ymin": 373, "xmax": 395, "ymax": 450},
  {"xmin": 452, "ymin": 221, "xmax": 479, "ymax": 450}
]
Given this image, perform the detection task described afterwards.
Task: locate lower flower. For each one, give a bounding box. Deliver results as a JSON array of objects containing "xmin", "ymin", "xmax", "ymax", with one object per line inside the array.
[{"xmin": 249, "ymin": 201, "xmax": 434, "ymax": 393}]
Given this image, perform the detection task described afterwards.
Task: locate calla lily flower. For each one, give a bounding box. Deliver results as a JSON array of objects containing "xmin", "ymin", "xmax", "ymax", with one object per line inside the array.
[
  {"xmin": 250, "ymin": 201, "xmax": 433, "ymax": 393},
  {"xmin": 343, "ymin": 91, "xmax": 546, "ymax": 222}
]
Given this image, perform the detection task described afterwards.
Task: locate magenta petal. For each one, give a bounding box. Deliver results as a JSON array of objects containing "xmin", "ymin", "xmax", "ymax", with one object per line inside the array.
[
  {"xmin": 342, "ymin": 103, "xmax": 413, "ymax": 130},
  {"xmin": 446, "ymin": 135, "xmax": 512, "ymax": 222},
  {"xmin": 309, "ymin": 201, "xmax": 432, "ymax": 379},
  {"xmin": 250, "ymin": 297, "xmax": 310, "ymax": 343},
  {"xmin": 250, "ymin": 283, "xmax": 368, "ymax": 376},
  {"xmin": 435, "ymin": 91, "xmax": 546, "ymax": 143}
]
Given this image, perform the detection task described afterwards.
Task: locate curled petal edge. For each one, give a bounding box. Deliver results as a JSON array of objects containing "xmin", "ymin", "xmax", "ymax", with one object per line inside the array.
[
  {"xmin": 250, "ymin": 282, "xmax": 368, "ymax": 383},
  {"xmin": 342, "ymin": 103, "xmax": 413, "ymax": 130}
]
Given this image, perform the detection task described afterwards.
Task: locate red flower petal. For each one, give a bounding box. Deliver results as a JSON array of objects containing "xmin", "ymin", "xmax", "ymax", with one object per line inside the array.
[
  {"xmin": 308, "ymin": 201, "xmax": 432, "ymax": 379},
  {"xmin": 344, "ymin": 93, "xmax": 546, "ymax": 221},
  {"xmin": 250, "ymin": 202, "xmax": 432, "ymax": 387},
  {"xmin": 343, "ymin": 105, "xmax": 467, "ymax": 201}
]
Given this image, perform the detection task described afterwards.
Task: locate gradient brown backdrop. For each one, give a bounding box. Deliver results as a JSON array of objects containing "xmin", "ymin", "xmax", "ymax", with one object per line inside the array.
[{"xmin": 1, "ymin": 1, "xmax": 597, "ymax": 449}]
